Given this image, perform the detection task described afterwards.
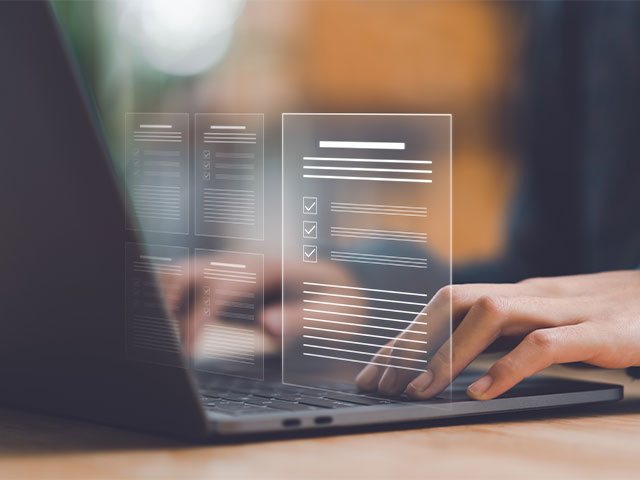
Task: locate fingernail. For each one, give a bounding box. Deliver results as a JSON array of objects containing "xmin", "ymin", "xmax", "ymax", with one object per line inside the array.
[
  {"xmin": 467, "ymin": 374, "xmax": 493, "ymax": 399},
  {"xmin": 378, "ymin": 367, "xmax": 398, "ymax": 394},
  {"xmin": 264, "ymin": 309, "xmax": 282, "ymax": 335},
  {"xmin": 407, "ymin": 370, "xmax": 434, "ymax": 394},
  {"xmin": 355, "ymin": 365, "xmax": 379, "ymax": 390}
]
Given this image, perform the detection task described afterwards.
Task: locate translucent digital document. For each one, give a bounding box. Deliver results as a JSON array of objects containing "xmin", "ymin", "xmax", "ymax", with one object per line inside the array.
[
  {"xmin": 125, "ymin": 113, "xmax": 189, "ymax": 234},
  {"xmin": 192, "ymin": 248, "xmax": 265, "ymax": 380},
  {"xmin": 195, "ymin": 114, "xmax": 264, "ymax": 240},
  {"xmin": 282, "ymin": 114, "xmax": 451, "ymax": 396},
  {"xmin": 125, "ymin": 243, "xmax": 189, "ymax": 367}
]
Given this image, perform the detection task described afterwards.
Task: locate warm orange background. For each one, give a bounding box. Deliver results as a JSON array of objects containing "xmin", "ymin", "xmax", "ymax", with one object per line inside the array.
[{"xmin": 199, "ymin": 1, "xmax": 522, "ymax": 264}]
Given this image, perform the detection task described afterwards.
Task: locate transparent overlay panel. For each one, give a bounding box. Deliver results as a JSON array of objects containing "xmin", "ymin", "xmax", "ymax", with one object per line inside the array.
[
  {"xmin": 282, "ymin": 114, "xmax": 452, "ymax": 407},
  {"xmin": 125, "ymin": 242, "xmax": 190, "ymax": 367},
  {"xmin": 192, "ymin": 248, "xmax": 265, "ymax": 380},
  {"xmin": 125, "ymin": 113, "xmax": 189, "ymax": 234},
  {"xmin": 194, "ymin": 113, "xmax": 264, "ymax": 240}
]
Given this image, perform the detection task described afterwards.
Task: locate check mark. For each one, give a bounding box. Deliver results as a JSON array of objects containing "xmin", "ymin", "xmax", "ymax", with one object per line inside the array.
[
  {"xmin": 303, "ymin": 221, "xmax": 317, "ymax": 239},
  {"xmin": 303, "ymin": 244, "xmax": 317, "ymax": 263},
  {"xmin": 303, "ymin": 196, "xmax": 318, "ymax": 215}
]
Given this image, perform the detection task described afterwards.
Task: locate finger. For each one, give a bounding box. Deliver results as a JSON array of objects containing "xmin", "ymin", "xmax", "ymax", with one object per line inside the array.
[
  {"xmin": 406, "ymin": 295, "xmax": 586, "ymax": 399},
  {"xmin": 360, "ymin": 283, "xmax": 551, "ymax": 396},
  {"xmin": 261, "ymin": 304, "xmax": 283, "ymax": 337},
  {"xmin": 372, "ymin": 284, "xmax": 507, "ymax": 396},
  {"xmin": 467, "ymin": 324, "xmax": 597, "ymax": 400},
  {"xmin": 355, "ymin": 341, "xmax": 395, "ymax": 391},
  {"xmin": 374, "ymin": 306, "xmax": 434, "ymax": 396}
]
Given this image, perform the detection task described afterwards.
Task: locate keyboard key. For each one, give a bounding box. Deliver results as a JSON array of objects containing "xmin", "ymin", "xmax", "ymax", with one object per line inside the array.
[
  {"xmin": 271, "ymin": 393, "xmax": 304, "ymax": 402},
  {"xmin": 243, "ymin": 397, "xmax": 277, "ymax": 407},
  {"xmin": 219, "ymin": 393, "xmax": 252, "ymax": 402}
]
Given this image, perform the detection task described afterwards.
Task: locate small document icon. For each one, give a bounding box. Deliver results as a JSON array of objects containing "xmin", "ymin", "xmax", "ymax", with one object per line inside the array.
[{"xmin": 303, "ymin": 245, "xmax": 317, "ymax": 263}]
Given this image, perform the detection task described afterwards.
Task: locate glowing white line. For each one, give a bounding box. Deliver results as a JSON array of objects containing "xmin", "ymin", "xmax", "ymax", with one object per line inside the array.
[
  {"xmin": 208, "ymin": 262, "xmax": 246, "ymax": 269},
  {"xmin": 204, "ymin": 220, "xmax": 255, "ymax": 225},
  {"xmin": 140, "ymin": 255, "xmax": 172, "ymax": 262},
  {"xmin": 331, "ymin": 251, "xmax": 426, "ymax": 262},
  {"xmin": 331, "ymin": 226, "xmax": 426, "ymax": 236},
  {"xmin": 204, "ymin": 273, "xmax": 255, "ymax": 280},
  {"xmin": 304, "ymin": 166, "xmax": 432, "ymax": 174},
  {"xmin": 303, "ymin": 157, "xmax": 431, "ymax": 164},
  {"xmin": 331, "ymin": 258, "xmax": 428, "ymax": 269},
  {"xmin": 204, "ymin": 188, "xmax": 254, "ymax": 193},
  {"xmin": 133, "ymin": 268, "xmax": 182, "ymax": 276},
  {"xmin": 303, "ymin": 291, "xmax": 427, "ymax": 306},
  {"xmin": 304, "ymin": 344, "xmax": 426, "ymax": 362},
  {"xmin": 203, "ymin": 140, "xmax": 256, "ymax": 144},
  {"xmin": 319, "ymin": 141, "xmax": 405, "ymax": 150},
  {"xmin": 210, "ymin": 125, "xmax": 246, "ymax": 130},
  {"xmin": 304, "ymin": 317, "xmax": 415, "ymax": 333},
  {"xmin": 331, "ymin": 234, "xmax": 426, "ymax": 243},
  {"xmin": 203, "ymin": 191, "xmax": 255, "ymax": 196},
  {"xmin": 303, "ymin": 326, "xmax": 427, "ymax": 343},
  {"xmin": 204, "ymin": 133, "xmax": 255, "ymax": 136},
  {"xmin": 304, "ymin": 309, "xmax": 427, "ymax": 326},
  {"xmin": 203, "ymin": 276, "xmax": 256, "ymax": 284},
  {"xmin": 303, "ymin": 353, "xmax": 425, "ymax": 372},
  {"xmin": 202, "ymin": 137, "xmax": 255, "ymax": 141},
  {"xmin": 139, "ymin": 124, "xmax": 172, "ymax": 129},
  {"xmin": 302, "ymin": 282, "xmax": 428, "ymax": 297},
  {"xmin": 330, "ymin": 210, "xmax": 426, "ymax": 217},
  {"xmin": 303, "ymin": 335, "xmax": 426, "ymax": 353},
  {"xmin": 304, "ymin": 175, "xmax": 432, "ymax": 183},
  {"xmin": 302, "ymin": 300, "xmax": 426, "ymax": 316}
]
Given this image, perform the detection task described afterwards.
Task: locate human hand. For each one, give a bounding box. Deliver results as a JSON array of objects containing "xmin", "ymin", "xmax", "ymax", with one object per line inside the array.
[
  {"xmin": 356, "ymin": 270, "xmax": 640, "ymax": 400},
  {"xmin": 160, "ymin": 252, "xmax": 357, "ymax": 356}
]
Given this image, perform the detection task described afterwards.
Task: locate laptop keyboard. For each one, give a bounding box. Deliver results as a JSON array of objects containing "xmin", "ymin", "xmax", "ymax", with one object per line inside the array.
[{"xmin": 200, "ymin": 379, "xmax": 399, "ymax": 417}]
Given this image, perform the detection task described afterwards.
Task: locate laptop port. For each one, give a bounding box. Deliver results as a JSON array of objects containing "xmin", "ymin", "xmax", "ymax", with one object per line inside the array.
[
  {"xmin": 282, "ymin": 418, "xmax": 301, "ymax": 428},
  {"xmin": 314, "ymin": 416, "xmax": 332, "ymax": 425}
]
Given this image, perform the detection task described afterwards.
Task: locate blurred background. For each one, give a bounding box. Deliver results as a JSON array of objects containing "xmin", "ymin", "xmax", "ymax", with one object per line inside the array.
[{"xmin": 52, "ymin": 0, "xmax": 526, "ymax": 265}]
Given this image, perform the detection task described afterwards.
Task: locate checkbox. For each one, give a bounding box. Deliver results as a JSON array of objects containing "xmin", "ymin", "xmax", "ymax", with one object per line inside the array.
[
  {"xmin": 204, "ymin": 172, "xmax": 211, "ymax": 180},
  {"xmin": 203, "ymin": 160, "xmax": 211, "ymax": 168},
  {"xmin": 203, "ymin": 286, "xmax": 210, "ymax": 295},
  {"xmin": 303, "ymin": 244, "xmax": 317, "ymax": 263},
  {"xmin": 203, "ymin": 150, "xmax": 211, "ymax": 159},
  {"xmin": 303, "ymin": 196, "xmax": 317, "ymax": 215},
  {"xmin": 303, "ymin": 220, "xmax": 317, "ymax": 239}
]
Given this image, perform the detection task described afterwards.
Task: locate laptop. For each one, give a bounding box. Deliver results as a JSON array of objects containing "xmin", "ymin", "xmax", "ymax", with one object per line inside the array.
[{"xmin": 0, "ymin": 1, "xmax": 621, "ymax": 441}]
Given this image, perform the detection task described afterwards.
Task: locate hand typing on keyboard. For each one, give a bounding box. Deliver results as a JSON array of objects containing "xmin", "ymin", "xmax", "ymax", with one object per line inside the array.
[
  {"xmin": 356, "ymin": 271, "xmax": 640, "ymax": 401},
  {"xmin": 161, "ymin": 252, "xmax": 357, "ymax": 361}
]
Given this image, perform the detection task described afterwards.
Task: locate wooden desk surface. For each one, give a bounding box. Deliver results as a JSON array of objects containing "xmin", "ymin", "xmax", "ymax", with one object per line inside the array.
[{"xmin": 1, "ymin": 364, "xmax": 639, "ymax": 479}]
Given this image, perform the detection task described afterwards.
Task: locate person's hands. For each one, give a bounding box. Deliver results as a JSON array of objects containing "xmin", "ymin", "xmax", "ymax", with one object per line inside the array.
[
  {"xmin": 356, "ymin": 270, "xmax": 640, "ymax": 400},
  {"xmin": 160, "ymin": 252, "xmax": 357, "ymax": 355}
]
